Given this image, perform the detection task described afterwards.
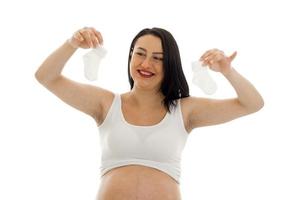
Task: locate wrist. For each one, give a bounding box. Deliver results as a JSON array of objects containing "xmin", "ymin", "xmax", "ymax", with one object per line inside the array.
[
  {"xmin": 67, "ymin": 38, "xmax": 79, "ymax": 49},
  {"xmin": 222, "ymin": 67, "xmax": 235, "ymax": 77}
]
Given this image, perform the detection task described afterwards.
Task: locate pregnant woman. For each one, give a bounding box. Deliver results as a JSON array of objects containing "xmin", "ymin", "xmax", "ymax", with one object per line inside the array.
[{"xmin": 35, "ymin": 26, "xmax": 264, "ymax": 200}]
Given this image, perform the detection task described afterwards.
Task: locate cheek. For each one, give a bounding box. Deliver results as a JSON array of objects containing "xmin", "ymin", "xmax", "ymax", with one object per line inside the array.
[
  {"xmin": 129, "ymin": 63, "xmax": 137, "ymax": 78},
  {"xmin": 129, "ymin": 64, "xmax": 134, "ymax": 77},
  {"xmin": 157, "ymin": 65, "xmax": 164, "ymax": 76},
  {"xmin": 129, "ymin": 58, "xmax": 138, "ymax": 71}
]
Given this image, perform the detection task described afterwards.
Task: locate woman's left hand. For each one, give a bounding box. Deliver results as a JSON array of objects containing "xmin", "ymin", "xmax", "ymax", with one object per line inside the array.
[{"xmin": 200, "ymin": 49, "xmax": 237, "ymax": 75}]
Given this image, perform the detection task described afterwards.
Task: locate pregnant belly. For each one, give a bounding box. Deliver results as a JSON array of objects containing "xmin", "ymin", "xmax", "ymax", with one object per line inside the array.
[{"xmin": 96, "ymin": 165, "xmax": 182, "ymax": 200}]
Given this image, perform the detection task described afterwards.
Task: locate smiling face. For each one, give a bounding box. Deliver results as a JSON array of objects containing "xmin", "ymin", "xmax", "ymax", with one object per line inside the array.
[{"xmin": 129, "ymin": 34, "xmax": 164, "ymax": 92}]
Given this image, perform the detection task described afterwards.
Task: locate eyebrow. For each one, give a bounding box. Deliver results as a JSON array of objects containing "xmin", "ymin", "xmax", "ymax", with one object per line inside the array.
[{"xmin": 137, "ymin": 47, "xmax": 163, "ymax": 55}]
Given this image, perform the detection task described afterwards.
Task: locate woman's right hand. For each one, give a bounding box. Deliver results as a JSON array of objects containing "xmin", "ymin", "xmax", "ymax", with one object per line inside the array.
[{"xmin": 68, "ymin": 27, "xmax": 103, "ymax": 49}]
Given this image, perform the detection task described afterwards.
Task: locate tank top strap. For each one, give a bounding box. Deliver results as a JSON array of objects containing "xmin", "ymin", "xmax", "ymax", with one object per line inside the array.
[
  {"xmin": 98, "ymin": 93, "xmax": 121, "ymax": 128},
  {"xmin": 112, "ymin": 93, "xmax": 121, "ymax": 115}
]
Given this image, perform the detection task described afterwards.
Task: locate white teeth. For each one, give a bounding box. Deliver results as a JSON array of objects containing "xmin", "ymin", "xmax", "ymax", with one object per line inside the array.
[{"xmin": 139, "ymin": 70, "xmax": 153, "ymax": 75}]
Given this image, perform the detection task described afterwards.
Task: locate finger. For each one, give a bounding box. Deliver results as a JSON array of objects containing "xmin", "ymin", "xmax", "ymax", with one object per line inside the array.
[
  {"xmin": 201, "ymin": 54, "xmax": 214, "ymax": 65},
  {"xmin": 212, "ymin": 51, "xmax": 225, "ymax": 61},
  {"xmin": 91, "ymin": 33, "xmax": 100, "ymax": 48},
  {"xmin": 88, "ymin": 31, "xmax": 100, "ymax": 48},
  {"xmin": 90, "ymin": 28, "xmax": 103, "ymax": 44},
  {"xmin": 80, "ymin": 30, "xmax": 93, "ymax": 48},
  {"xmin": 229, "ymin": 51, "xmax": 237, "ymax": 61},
  {"xmin": 200, "ymin": 48, "xmax": 222, "ymax": 61},
  {"xmin": 206, "ymin": 52, "xmax": 225, "ymax": 66},
  {"xmin": 74, "ymin": 31, "xmax": 84, "ymax": 41},
  {"xmin": 200, "ymin": 51, "xmax": 211, "ymax": 61},
  {"xmin": 200, "ymin": 49, "xmax": 212, "ymax": 60},
  {"xmin": 200, "ymin": 50, "xmax": 211, "ymax": 61},
  {"xmin": 95, "ymin": 31, "xmax": 103, "ymax": 44},
  {"xmin": 202, "ymin": 51, "xmax": 221, "ymax": 63}
]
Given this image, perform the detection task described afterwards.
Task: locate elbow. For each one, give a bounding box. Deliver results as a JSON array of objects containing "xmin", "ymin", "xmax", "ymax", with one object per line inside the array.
[
  {"xmin": 249, "ymin": 96, "xmax": 265, "ymax": 113},
  {"xmin": 35, "ymin": 69, "xmax": 43, "ymax": 83},
  {"xmin": 239, "ymin": 96, "xmax": 264, "ymax": 114},
  {"xmin": 256, "ymin": 95, "xmax": 265, "ymax": 111},
  {"xmin": 259, "ymin": 98, "xmax": 264, "ymax": 110},
  {"xmin": 34, "ymin": 67, "xmax": 58, "ymax": 86},
  {"xmin": 254, "ymin": 101, "xmax": 264, "ymax": 113},
  {"xmin": 35, "ymin": 69, "xmax": 47, "ymax": 85}
]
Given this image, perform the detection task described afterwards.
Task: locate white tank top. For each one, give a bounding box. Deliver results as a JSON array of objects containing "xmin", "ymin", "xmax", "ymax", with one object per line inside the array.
[{"xmin": 98, "ymin": 93, "xmax": 190, "ymax": 184}]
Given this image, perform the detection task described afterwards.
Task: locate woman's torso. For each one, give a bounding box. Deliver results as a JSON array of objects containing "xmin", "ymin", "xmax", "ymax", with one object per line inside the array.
[{"xmin": 96, "ymin": 92, "xmax": 191, "ymax": 200}]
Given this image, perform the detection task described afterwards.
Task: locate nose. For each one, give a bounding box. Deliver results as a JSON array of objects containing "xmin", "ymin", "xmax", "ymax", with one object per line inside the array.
[{"xmin": 141, "ymin": 56, "xmax": 152, "ymax": 68}]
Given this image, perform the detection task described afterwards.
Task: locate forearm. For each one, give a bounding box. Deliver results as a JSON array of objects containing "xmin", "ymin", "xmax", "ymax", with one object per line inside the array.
[
  {"xmin": 223, "ymin": 67, "xmax": 264, "ymax": 111},
  {"xmin": 35, "ymin": 40, "xmax": 77, "ymax": 84}
]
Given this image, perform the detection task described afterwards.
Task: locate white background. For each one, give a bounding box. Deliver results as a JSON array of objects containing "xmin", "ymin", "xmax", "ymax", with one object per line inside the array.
[{"xmin": 1, "ymin": 0, "xmax": 299, "ymax": 199}]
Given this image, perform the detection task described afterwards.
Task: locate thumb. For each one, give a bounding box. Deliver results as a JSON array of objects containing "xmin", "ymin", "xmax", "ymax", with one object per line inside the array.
[{"xmin": 229, "ymin": 51, "xmax": 237, "ymax": 61}]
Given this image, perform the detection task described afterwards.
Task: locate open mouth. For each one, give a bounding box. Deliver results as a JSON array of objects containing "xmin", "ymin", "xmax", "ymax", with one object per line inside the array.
[{"xmin": 137, "ymin": 70, "xmax": 155, "ymax": 78}]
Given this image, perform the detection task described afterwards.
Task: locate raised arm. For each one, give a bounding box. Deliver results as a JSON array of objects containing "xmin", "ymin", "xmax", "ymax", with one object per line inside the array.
[
  {"xmin": 35, "ymin": 27, "xmax": 114, "ymax": 125},
  {"xmin": 185, "ymin": 49, "xmax": 264, "ymax": 130}
]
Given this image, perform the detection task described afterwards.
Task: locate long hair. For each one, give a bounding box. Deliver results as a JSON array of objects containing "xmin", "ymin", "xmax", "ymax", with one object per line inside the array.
[{"xmin": 127, "ymin": 27, "xmax": 189, "ymax": 113}]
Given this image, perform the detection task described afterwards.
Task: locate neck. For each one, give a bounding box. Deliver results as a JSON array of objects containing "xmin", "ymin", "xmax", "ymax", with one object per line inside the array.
[{"xmin": 129, "ymin": 87, "xmax": 165, "ymax": 109}]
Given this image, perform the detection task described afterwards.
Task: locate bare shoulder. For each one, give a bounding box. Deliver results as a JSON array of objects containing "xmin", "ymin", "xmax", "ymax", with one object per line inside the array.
[
  {"xmin": 180, "ymin": 96, "xmax": 196, "ymax": 108},
  {"xmin": 180, "ymin": 96, "xmax": 202, "ymax": 115},
  {"xmin": 179, "ymin": 96, "xmax": 203, "ymax": 123},
  {"xmin": 179, "ymin": 96, "xmax": 196, "ymax": 133}
]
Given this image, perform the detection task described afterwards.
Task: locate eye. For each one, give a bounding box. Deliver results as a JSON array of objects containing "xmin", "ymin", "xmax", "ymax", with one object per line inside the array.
[
  {"xmin": 153, "ymin": 56, "xmax": 163, "ymax": 61},
  {"xmin": 135, "ymin": 52, "xmax": 146, "ymax": 57}
]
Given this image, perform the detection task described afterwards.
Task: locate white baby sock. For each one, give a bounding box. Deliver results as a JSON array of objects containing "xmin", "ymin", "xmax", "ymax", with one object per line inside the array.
[
  {"xmin": 82, "ymin": 46, "xmax": 107, "ymax": 81},
  {"xmin": 191, "ymin": 61, "xmax": 217, "ymax": 95}
]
